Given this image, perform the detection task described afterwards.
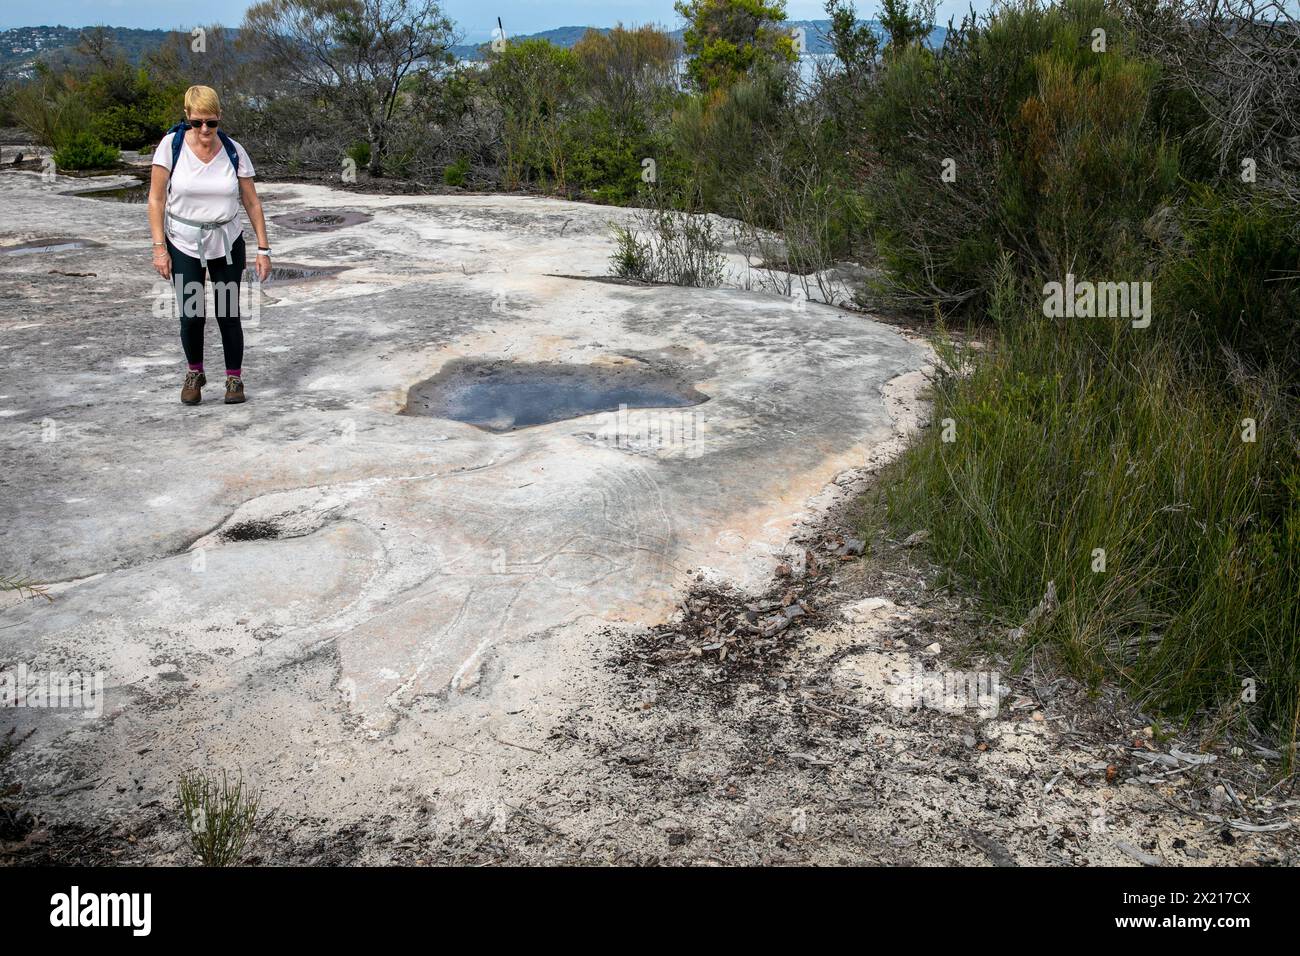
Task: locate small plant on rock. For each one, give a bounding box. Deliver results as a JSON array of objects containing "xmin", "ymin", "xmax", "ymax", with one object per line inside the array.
[
  {"xmin": 609, "ymin": 203, "xmax": 726, "ymax": 287},
  {"xmin": 177, "ymin": 770, "xmax": 261, "ymax": 866}
]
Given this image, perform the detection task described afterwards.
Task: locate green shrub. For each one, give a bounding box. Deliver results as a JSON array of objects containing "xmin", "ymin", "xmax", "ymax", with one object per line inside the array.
[
  {"xmin": 13, "ymin": 59, "xmax": 177, "ymax": 152},
  {"xmin": 74, "ymin": 62, "xmax": 177, "ymax": 149},
  {"xmin": 566, "ymin": 108, "xmax": 651, "ymax": 203},
  {"xmin": 859, "ymin": 0, "xmax": 1179, "ymax": 306},
  {"xmin": 1159, "ymin": 187, "xmax": 1300, "ymax": 380},
  {"xmin": 608, "ymin": 201, "xmax": 726, "ymax": 286},
  {"xmin": 485, "ymin": 39, "xmax": 580, "ymax": 190},
  {"xmin": 443, "ymin": 156, "xmax": 470, "ymax": 187},
  {"xmin": 610, "ymin": 222, "xmax": 654, "ymax": 281},
  {"xmin": 91, "ymin": 103, "xmax": 158, "ymax": 149},
  {"xmin": 671, "ymin": 64, "xmax": 789, "ymax": 217},
  {"xmin": 53, "ymin": 132, "xmax": 120, "ymax": 170},
  {"xmin": 85, "ymin": 81, "xmax": 175, "ymax": 149},
  {"xmin": 675, "ymin": 0, "xmax": 798, "ymax": 92},
  {"xmin": 346, "ymin": 141, "xmax": 372, "ymax": 169},
  {"xmin": 853, "ymin": 0, "xmax": 1300, "ymax": 756},
  {"xmin": 11, "ymin": 68, "xmax": 90, "ymax": 149}
]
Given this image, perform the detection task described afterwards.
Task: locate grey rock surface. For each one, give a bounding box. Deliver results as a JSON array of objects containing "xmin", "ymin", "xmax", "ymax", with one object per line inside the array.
[{"xmin": 0, "ymin": 169, "xmax": 929, "ymax": 851}]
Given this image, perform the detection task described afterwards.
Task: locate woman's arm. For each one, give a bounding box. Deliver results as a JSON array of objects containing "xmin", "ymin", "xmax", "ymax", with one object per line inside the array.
[
  {"xmin": 239, "ymin": 176, "xmax": 271, "ymax": 281},
  {"xmin": 148, "ymin": 164, "xmax": 171, "ymax": 280}
]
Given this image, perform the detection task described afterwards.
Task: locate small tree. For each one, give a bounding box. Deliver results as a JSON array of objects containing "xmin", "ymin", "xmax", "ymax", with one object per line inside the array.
[
  {"xmin": 572, "ymin": 24, "xmax": 681, "ymax": 139},
  {"xmin": 72, "ymin": 30, "xmax": 178, "ymax": 148},
  {"xmin": 10, "ymin": 63, "xmax": 91, "ymax": 150},
  {"xmin": 674, "ymin": 0, "xmax": 798, "ymax": 91},
  {"xmin": 147, "ymin": 24, "xmax": 246, "ymax": 104},
  {"xmin": 75, "ymin": 26, "xmax": 120, "ymax": 70},
  {"xmin": 242, "ymin": 0, "xmax": 455, "ymax": 177},
  {"xmin": 484, "ymin": 39, "xmax": 580, "ymax": 191},
  {"xmin": 878, "ymin": 0, "xmax": 935, "ymax": 54},
  {"xmin": 825, "ymin": 0, "xmax": 879, "ymax": 76}
]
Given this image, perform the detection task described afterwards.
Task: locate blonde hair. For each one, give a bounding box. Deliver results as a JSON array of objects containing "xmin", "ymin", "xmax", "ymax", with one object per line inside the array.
[{"xmin": 184, "ymin": 85, "xmax": 221, "ymax": 117}]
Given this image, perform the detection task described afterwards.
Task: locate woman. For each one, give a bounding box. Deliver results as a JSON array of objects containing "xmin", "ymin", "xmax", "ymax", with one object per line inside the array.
[{"xmin": 149, "ymin": 85, "xmax": 272, "ymax": 405}]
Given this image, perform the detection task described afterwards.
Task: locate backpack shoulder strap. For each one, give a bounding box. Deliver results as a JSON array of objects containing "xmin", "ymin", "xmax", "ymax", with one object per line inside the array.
[
  {"xmin": 216, "ymin": 129, "xmax": 240, "ymax": 175},
  {"xmin": 166, "ymin": 122, "xmax": 188, "ymax": 171}
]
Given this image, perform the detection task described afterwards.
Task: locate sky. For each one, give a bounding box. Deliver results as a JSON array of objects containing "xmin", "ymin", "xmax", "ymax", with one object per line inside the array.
[{"xmin": 0, "ymin": 1, "xmax": 989, "ymax": 41}]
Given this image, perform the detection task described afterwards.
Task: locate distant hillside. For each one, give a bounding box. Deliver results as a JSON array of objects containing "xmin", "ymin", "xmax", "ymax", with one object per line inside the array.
[
  {"xmin": 0, "ymin": 25, "xmax": 180, "ymax": 76},
  {"xmin": 1, "ymin": 20, "xmax": 948, "ymax": 78},
  {"xmin": 451, "ymin": 20, "xmax": 948, "ymax": 60}
]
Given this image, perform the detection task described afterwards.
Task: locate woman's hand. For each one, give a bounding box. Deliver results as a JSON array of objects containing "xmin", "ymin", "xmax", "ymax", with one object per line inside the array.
[
  {"xmin": 152, "ymin": 246, "xmax": 171, "ymax": 280},
  {"xmin": 255, "ymin": 252, "xmax": 271, "ymax": 282}
]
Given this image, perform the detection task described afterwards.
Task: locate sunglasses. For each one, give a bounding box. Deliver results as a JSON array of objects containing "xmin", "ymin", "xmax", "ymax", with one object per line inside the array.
[{"xmin": 188, "ymin": 119, "xmax": 221, "ymax": 130}]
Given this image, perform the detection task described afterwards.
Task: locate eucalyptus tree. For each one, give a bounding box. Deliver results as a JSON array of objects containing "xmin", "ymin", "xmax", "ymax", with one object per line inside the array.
[{"xmin": 242, "ymin": 0, "xmax": 455, "ymax": 176}]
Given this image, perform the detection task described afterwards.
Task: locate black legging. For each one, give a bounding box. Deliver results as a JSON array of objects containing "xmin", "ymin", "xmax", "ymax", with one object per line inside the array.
[{"xmin": 169, "ymin": 234, "xmax": 246, "ymax": 372}]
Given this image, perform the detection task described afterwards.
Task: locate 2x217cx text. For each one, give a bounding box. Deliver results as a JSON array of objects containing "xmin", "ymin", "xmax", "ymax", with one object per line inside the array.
[{"xmin": 1124, "ymin": 893, "xmax": 1251, "ymax": 907}]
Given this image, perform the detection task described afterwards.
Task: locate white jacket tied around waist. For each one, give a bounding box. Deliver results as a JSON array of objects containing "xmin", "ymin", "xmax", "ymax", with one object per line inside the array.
[
  {"xmin": 165, "ymin": 210, "xmax": 240, "ymax": 267},
  {"xmin": 152, "ymin": 133, "xmax": 256, "ymax": 267}
]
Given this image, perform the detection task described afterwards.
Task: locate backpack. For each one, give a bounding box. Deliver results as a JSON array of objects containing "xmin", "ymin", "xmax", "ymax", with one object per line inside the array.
[{"xmin": 165, "ymin": 121, "xmax": 239, "ymax": 179}]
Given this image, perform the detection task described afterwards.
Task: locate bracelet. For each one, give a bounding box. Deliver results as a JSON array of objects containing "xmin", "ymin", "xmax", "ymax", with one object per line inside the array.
[
  {"xmin": 152, "ymin": 241, "xmax": 165, "ymax": 247},
  {"xmin": 257, "ymin": 248, "xmax": 271, "ymax": 255}
]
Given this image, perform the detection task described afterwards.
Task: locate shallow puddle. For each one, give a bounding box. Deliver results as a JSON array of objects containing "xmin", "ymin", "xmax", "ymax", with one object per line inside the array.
[
  {"xmin": 0, "ymin": 238, "xmax": 104, "ymax": 256},
  {"xmin": 270, "ymin": 209, "xmax": 373, "ymax": 232},
  {"xmin": 71, "ymin": 184, "xmax": 148, "ymax": 203},
  {"xmin": 403, "ymin": 359, "xmax": 708, "ymax": 432}
]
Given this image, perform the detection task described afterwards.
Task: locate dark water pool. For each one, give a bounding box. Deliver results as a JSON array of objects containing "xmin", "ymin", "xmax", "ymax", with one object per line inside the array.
[{"xmin": 403, "ymin": 359, "xmax": 708, "ymax": 432}]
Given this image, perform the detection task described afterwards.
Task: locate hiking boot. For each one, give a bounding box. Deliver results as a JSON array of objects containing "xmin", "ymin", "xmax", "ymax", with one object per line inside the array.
[
  {"xmin": 224, "ymin": 375, "xmax": 246, "ymax": 404},
  {"xmin": 181, "ymin": 370, "xmax": 206, "ymax": 405}
]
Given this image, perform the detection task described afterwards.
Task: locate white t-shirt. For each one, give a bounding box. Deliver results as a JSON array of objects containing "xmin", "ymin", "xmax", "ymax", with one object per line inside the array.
[{"xmin": 152, "ymin": 132, "xmax": 256, "ymax": 261}]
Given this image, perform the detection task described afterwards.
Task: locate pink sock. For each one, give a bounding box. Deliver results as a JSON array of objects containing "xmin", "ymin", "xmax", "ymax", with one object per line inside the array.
[
  {"xmin": 226, "ymin": 369, "xmax": 242, "ymax": 378},
  {"xmin": 188, "ymin": 363, "xmax": 204, "ymax": 372}
]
